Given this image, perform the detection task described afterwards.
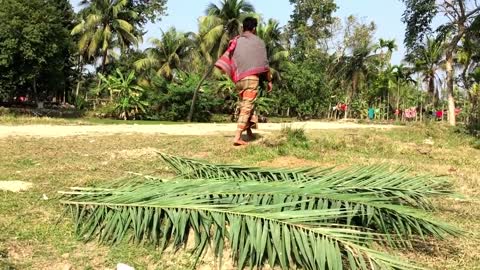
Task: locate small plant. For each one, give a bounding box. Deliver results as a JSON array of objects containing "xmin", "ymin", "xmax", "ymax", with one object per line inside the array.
[
  {"xmin": 97, "ymin": 69, "xmax": 149, "ymax": 120},
  {"xmin": 472, "ymin": 140, "xmax": 480, "ymax": 150},
  {"xmin": 281, "ymin": 126, "xmax": 309, "ymax": 148}
]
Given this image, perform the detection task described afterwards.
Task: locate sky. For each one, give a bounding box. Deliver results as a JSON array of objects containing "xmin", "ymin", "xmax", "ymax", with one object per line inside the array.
[{"xmin": 70, "ymin": 0, "xmax": 408, "ymax": 64}]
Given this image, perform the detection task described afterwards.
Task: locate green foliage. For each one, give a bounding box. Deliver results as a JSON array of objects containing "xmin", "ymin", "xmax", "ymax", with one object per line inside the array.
[
  {"xmin": 401, "ymin": 0, "xmax": 437, "ymax": 49},
  {"xmin": 257, "ymin": 19, "xmax": 290, "ymax": 82},
  {"xmin": 129, "ymin": 0, "xmax": 167, "ymax": 25},
  {"xmin": 277, "ymin": 62, "xmax": 328, "ymax": 118},
  {"xmin": 146, "ymin": 73, "xmax": 221, "ymax": 122},
  {"xmin": 2, "ymin": 0, "xmax": 479, "ymax": 125},
  {"xmin": 200, "ymin": 0, "xmax": 256, "ymax": 61},
  {"xmin": 134, "ymin": 28, "xmax": 195, "ymax": 81},
  {"xmin": 97, "ymin": 69, "xmax": 148, "ymax": 120},
  {"xmin": 61, "ymin": 154, "xmax": 460, "ymax": 270},
  {"xmin": 281, "ymin": 126, "xmax": 309, "ymax": 149},
  {"xmin": 72, "ymin": 0, "xmax": 140, "ymax": 71},
  {"xmin": 288, "ymin": 0, "xmax": 338, "ymax": 58},
  {"xmin": 159, "ymin": 153, "xmax": 453, "ymax": 202},
  {"xmin": 0, "ymin": 0, "xmax": 75, "ymax": 101},
  {"xmin": 405, "ymin": 37, "xmax": 444, "ymax": 105}
]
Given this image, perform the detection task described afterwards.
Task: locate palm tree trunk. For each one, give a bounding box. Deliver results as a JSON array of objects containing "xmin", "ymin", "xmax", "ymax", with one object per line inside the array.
[
  {"xmin": 428, "ymin": 75, "xmax": 436, "ymax": 106},
  {"xmin": 33, "ymin": 76, "xmax": 39, "ymax": 107},
  {"xmin": 396, "ymin": 79, "xmax": 400, "ymax": 121},
  {"xmin": 387, "ymin": 91, "xmax": 390, "ymax": 121},
  {"xmin": 188, "ymin": 64, "xmax": 215, "ymax": 122},
  {"xmin": 346, "ymin": 75, "xmax": 358, "ymax": 120},
  {"xmin": 446, "ymin": 51, "xmax": 456, "ymax": 126},
  {"xmin": 63, "ymin": 85, "xmax": 67, "ymax": 103},
  {"xmin": 76, "ymin": 80, "xmax": 82, "ymax": 99},
  {"xmin": 75, "ymin": 55, "xmax": 83, "ymax": 100},
  {"xmin": 101, "ymin": 49, "xmax": 108, "ymax": 74},
  {"xmin": 420, "ymin": 100, "xmax": 423, "ymax": 122},
  {"xmin": 327, "ymin": 101, "xmax": 332, "ymax": 119}
]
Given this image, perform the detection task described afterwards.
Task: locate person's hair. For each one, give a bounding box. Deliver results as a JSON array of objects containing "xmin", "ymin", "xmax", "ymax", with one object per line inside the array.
[{"xmin": 243, "ymin": 17, "xmax": 258, "ymax": 32}]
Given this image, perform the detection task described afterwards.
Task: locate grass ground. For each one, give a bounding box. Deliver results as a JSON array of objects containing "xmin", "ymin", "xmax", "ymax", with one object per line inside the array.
[{"xmin": 0, "ymin": 122, "xmax": 479, "ymax": 269}]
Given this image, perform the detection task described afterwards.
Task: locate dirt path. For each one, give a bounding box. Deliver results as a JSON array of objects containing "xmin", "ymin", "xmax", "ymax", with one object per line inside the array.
[{"xmin": 0, "ymin": 122, "xmax": 400, "ymax": 138}]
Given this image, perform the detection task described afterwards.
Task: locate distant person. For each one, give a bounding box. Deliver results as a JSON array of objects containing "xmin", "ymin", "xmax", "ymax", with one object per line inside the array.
[{"xmin": 215, "ymin": 17, "xmax": 272, "ymax": 146}]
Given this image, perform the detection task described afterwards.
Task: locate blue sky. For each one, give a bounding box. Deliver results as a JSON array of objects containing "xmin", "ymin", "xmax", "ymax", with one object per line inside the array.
[{"xmin": 70, "ymin": 0, "xmax": 408, "ymax": 63}]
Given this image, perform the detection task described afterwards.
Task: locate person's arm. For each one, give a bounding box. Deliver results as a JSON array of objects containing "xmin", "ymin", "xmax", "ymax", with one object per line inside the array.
[{"xmin": 266, "ymin": 69, "xmax": 273, "ymax": 92}]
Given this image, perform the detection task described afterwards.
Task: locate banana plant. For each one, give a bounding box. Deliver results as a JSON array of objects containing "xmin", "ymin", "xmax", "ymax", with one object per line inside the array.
[{"xmin": 98, "ymin": 68, "xmax": 149, "ymax": 120}]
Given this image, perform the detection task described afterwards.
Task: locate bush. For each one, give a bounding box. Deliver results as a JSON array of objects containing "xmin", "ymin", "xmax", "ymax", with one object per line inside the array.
[
  {"xmin": 146, "ymin": 73, "xmax": 222, "ymax": 122},
  {"xmin": 472, "ymin": 140, "xmax": 480, "ymax": 150},
  {"xmin": 0, "ymin": 107, "xmax": 9, "ymax": 116},
  {"xmin": 281, "ymin": 126, "xmax": 309, "ymax": 149}
]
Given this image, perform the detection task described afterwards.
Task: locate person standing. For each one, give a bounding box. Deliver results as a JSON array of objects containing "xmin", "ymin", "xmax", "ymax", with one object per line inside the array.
[{"xmin": 215, "ymin": 17, "xmax": 272, "ymax": 146}]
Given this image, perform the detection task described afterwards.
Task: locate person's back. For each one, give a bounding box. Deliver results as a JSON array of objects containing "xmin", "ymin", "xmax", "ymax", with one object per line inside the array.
[{"xmin": 232, "ymin": 33, "xmax": 269, "ymax": 81}]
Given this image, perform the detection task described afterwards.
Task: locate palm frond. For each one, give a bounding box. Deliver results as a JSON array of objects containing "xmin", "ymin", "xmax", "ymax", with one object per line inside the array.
[
  {"xmin": 159, "ymin": 152, "xmax": 319, "ymax": 183},
  {"xmin": 85, "ymin": 14, "xmax": 102, "ymax": 28},
  {"xmin": 71, "ymin": 21, "xmax": 86, "ymax": 36},
  {"xmin": 159, "ymin": 153, "xmax": 452, "ymax": 201},
  {"xmin": 134, "ymin": 57, "xmax": 160, "ymax": 71},
  {"xmin": 205, "ymin": 3, "xmax": 221, "ymax": 16},
  {"xmin": 156, "ymin": 154, "xmax": 460, "ymax": 244},
  {"xmin": 61, "ymin": 179, "xmax": 423, "ymax": 270},
  {"xmin": 88, "ymin": 28, "xmax": 104, "ymax": 58},
  {"xmin": 61, "ymin": 151, "xmax": 462, "ymax": 269},
  {"xmin": 115, "ymin": 19, "xmax": 134, "ymax": 33}
]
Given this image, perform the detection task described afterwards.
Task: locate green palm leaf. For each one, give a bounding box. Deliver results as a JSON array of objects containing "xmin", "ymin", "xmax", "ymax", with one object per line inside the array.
[
  {"xmin": 72, "ymin": 0, "xmax": 140, "ymax": 69},
  {"xmin": 61, "ymin": 179, "xmax": 423, "ymax": 270},
  {"xmin": 60, "ymin": 153, "xmax": 462, "ymax": 269},
  {"xmin": 159, "ymin": 152, "xmax": 319, "ymax": 182},
  {"xmin": 158, "ymin": 153, "xmax": 452, "ymax": 206}
]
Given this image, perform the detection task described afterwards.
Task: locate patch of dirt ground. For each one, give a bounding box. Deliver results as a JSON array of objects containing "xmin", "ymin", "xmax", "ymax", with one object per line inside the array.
[
  {"xmin": 0, "ymin": 122, "xmax": 400, "ymax": 138},
  {"xmin": 0, "ymin": 181, "xmax": 33, "ymax": 192},
  {"xmin": 258, "ymin": 156, "xmax": 320, "ymax": 168}
]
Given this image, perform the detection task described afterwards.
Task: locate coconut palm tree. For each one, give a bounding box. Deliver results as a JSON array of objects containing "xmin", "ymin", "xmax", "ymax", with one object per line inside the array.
[
  {"xmin": 71, "ymin": 0, "xmax": 140, "ymax": 73},
  {"xmin": 376, "ymin": 38, "xmax": 397, "ymax": 68},
  {"xmin": 188, "ymin": 0, "xmax": 256, "ymax": 122},
  {"xmin": 199, "ymin": 0, "xmax": 256, "ymax": 61},
  {"xmin": 342, "ymin": 44, "xmax": 380, "ymax": 118},
  {"xmin": 390, "ymin": 64, "xmax": 415, "ymax": 120},
  {"xmin": 134, "ymin": 28, "xmax": 195, "ymax": 81},
  {"xmin": 257, "ymin": 19, "xmax": 290, "ymax": 82},
  {"xmin": 405, "ymin": 37, "xmax": 445, "ymax": 106}
]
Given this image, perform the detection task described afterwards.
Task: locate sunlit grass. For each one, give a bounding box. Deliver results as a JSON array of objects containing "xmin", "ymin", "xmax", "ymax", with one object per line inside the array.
[{"xmin": 0, "ymin": 123, "xmax": 478, "ymax": 269}]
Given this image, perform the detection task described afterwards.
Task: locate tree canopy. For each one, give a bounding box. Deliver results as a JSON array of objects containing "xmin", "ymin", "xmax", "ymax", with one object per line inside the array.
[{"xmin": 0, "ymin": 0, "xmax": 75, "ymax": 101}]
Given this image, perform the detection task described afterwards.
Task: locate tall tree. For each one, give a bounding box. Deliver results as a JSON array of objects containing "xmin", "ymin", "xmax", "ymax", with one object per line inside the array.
[
  {"xmin": 72, "ymin": 0, "xmax": 140, "ymax": 73},
  {"xmin": 257, "ymin": 19, "xmax": 290, "ymax": 82},
  {"xmin": 287, "ymin": 0, "xmax": 338, "ymax": 59},
  {"xmin": 199, "ymin": 0, "xmax": 255, "ymax": 62},
  {"xmin": 0, "ymin": 0, "xmax": 75, "ymax": 102},
  {"xmin": 405, "ymin": 37, "xmax": 445, "ymax": 106},
  {"xmin": 341, "ymin": 17, "xmax": 379, "ymax": 118},
  {"xmin": 376, "ymin": 38, "xmax": 397, "ymax": 68},
  {"xmin": 402, "ymin": 0, "xmax": 480, "ymax": 125},
  {"xmin": 130, "ymin": 0, "xmax": 167, "ymax": 25},
  {"xmin": 391, "ymin": 64, "xmax": 415, "ymax": 119},
  {"xmin": 188, "ymin": 0, "xmax": 255, "ymax": 122},
  {"xmin": 135, "ymin": 28, "xmax": 195, "ymax": 81}
]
